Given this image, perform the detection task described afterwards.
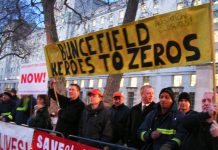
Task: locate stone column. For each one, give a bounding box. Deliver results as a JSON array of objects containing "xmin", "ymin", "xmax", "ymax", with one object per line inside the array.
[{"xmin": 195, "ymin": 64, "xmax": 214, "ymax": 111}]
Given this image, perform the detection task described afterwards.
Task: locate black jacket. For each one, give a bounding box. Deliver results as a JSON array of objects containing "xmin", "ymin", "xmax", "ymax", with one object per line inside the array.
[
  {"xmin": 0, "ymin": 100, "xmax": 15, "ymax": 122},
  {"xmin": 49, "ymin": 89, "xmax": 85, "ymax": 137},
  {"xmin": 180, "ymin": 112, "xmax": 218, "ymax": 150},
  {"xmin": 79, "ymin": 101, "xmax": 113, "ymax": 145},
  {"xmin": 110, "ymin": 104, "xmax": 130, "ymax": 144},
  {"xmin": 127, "ymin": 102, "xmax": 156, "ymax": 149},
  {"xmin": 137, "ymin": 102, "xmax": 186, "ymax": 150},
  {"xmin": 28, "ymin": 106, "xmax": 52, "ymax": 130}
]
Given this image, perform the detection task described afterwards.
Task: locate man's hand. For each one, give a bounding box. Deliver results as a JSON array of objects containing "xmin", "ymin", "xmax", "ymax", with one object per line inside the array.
[
  {"xmin": 210, "ymin": 120, "xmax": 218, "ymax": 137},
  {"xmin": 50, "ymin": 79, "xmax": 56, "ymax": 89},
  {"xmin": 151, "ymin": 130, "xmax": 161, "ymax": 140},
  {"xmin": 160, "ymin": 144, "xmax": 172, "ymax": 150}
]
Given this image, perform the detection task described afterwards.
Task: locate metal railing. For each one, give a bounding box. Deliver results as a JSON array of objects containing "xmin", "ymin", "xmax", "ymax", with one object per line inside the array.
[{"xmin": 68, "ymin": 135, "xmax": 137, "ymax": 150}]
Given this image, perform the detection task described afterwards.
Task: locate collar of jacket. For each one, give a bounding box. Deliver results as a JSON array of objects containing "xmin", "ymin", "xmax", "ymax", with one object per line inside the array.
[
  {"xmin": 112, "ymin": 103, "xmax": 125, "ymax": 110},
  {"xmin": 86, "ymin": 101, "xmax": 104, "ymax": 114},
  {"xmin": 156, "ymin": 101, "xmax": 178, "ymax": 114},
  {"xmin": 69, "ymin": 97, "xmax": 80, "ymax": 103}
]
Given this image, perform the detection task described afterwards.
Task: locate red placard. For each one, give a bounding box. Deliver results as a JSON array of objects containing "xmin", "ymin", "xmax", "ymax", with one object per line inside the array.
[{"xmin": 32, "ymin": 130, "xmax": 99, "ymax": 150}]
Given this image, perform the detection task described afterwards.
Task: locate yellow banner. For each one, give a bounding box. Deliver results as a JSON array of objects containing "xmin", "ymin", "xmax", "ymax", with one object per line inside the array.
[{"xmin": 44, "ymin": 4, "xmax": 213, "ymax": 78}]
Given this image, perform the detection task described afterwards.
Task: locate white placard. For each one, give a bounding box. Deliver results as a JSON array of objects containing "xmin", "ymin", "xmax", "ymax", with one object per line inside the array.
[
  {"xmin": 18, "ymin": 62, "xmax": 48, "ymax": 95},
  {"xmin": 0, "ymin": 121, "xmax": 34, "ymax": 150}
]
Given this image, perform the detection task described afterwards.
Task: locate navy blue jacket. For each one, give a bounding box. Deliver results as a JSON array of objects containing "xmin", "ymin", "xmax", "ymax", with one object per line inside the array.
[
  {"xmin": 110, "ymin": 104, "xmax": 130, "ymax": 144},
  {"xmin": 137, "ymin": 102, "xmax": 186, "ymax": 150},
  {"xmin": 127, "ymin": 102, "xmax": 156, "ymax": 149},
  {"xmin": 180, "ymin": 112, "xmax": 218, "ymax": 150}
]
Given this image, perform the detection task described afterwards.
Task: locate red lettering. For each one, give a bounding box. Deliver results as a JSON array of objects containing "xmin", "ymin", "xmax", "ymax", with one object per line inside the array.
[
  {"xmin": 34, "ymin": 73, "xmax": 44, "ymax": 83},
  {"xmin": 18, "ymin": 140, "xmax": 23, "ymax": 150},
  {"xmin": 11, "ymin": 137, "xmax": 16, "ymax": 150},
  {"xmin": 4, "ymin": 135, "xmax": 11, "ymax": 150},
  {"xmin": 27, "ymin": 73, "xmax": 33, "ymax": 83},
  {"xmin": 21, "ymin": 74, "xmax": 27, "ymax": 83},
  {"xmin": 21, "ymin": 72, "xmax": 46, "ymax": 84}
]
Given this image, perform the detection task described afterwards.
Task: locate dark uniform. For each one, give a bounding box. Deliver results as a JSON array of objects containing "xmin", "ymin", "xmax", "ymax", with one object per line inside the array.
[
  {"xmin": 181, "ymin": 112, "xmax": 218, "ymax": 150},
  {"xmin": 110, "ymin": 103, "xmax": 130, "ymax": 144},
  {"xmin": 0, "ymin": 99, "xmax": 14, "ymax": 122},
  {"xmin": 137, "ymin": 102, "xmax": 186, "ymax": 150},
  {"xmin": 79, "ymin": 101, "xmax": 113, "ymax": 145},
  {"xmin": 49, "ymin": 89, "xmax": 85, "ymax": 137},
  {"xmin": 127, "ymin": 102, "xmax": 156, "ymax": 149}
]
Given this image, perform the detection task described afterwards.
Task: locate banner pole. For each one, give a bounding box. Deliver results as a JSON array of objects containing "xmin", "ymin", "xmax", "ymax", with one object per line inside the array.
[{"xmin": 53, "ymin": 79, "xmax": 60, "ymax": 108}]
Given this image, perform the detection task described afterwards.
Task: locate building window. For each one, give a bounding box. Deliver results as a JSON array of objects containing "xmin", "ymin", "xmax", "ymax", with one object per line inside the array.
[
  {"xmin": 66, "ymin": 80, "xmax": 70, "ymax": 88},
  {"xmin": 130, "ymin": 77, "xmax": 137, "ymax": 87},
  {"xmin": 80, "ymin": 80, "xmax": 85, "ymax": 88},
  {"xmin": 89, "ymin": 79, "xmax": 94, "ymax": 88},
  {"xmin": 214, "ymin": 30, "xmax": 218, "ymax": 43},
  {"xmin": 98, "ymin": 79, "xmax": 103, "ymax": 88},
  {"xmin": 143, "ymin": 76, "xmax": 150, "ymax": 85},
  {"xmin": 177, "ymin": 2, "xmax": 184, "ymax": 10},
  {"xmin": 119, "ymin": 10, "xmax": 125, "ymax": 19},
  {"xmin": 109, "ymin": 13, "xmax": 113, "ymax": 24},
  {"xmin": 173, "ymin": 75, "xmax": 182, "ymax": 86},
  {"xmin": 100, "ymin": 16, "xmax": 105, "ymax": 24},
  {"xmin": 216, "ymin": 74, "xmax": 218, "ymax": 86},
  {"xmin": 92, "ymin": 19, "xmax": 96, "ymax": 27},
  {"xmin": 120, "ymin": 78, "xmax": 124, "ymax": 87},
  {"xmin": 127, "ymin": 92, "xmax": 134, "ymax": 107},
  {"xmin": 72, "ymin": 80, "xmax": 77, "ymax": 84},
  {"xmin": 190, "ymin": 74, "xmax": 196, "ymax": 86},
  {"xmin": 141, "ymin": 4, "xmax": 147, "ymax": 13},
  {"xmin": 193, "ymin": 0, "xmax": 201, "ymax": 6}
]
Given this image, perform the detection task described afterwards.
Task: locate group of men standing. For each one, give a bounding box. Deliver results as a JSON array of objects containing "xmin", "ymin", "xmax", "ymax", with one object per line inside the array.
[{"xmin": 49, "ymin": 82, "xmax": 218, "ymax": 150}]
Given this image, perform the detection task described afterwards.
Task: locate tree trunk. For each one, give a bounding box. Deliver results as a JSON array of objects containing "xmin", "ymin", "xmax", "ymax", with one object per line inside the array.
[
  {"xmin": 42, "ymin": 0, "xmax": 66, "ymax": 114},
  {"xmin": 103, "ymin": 0, "xmax": 139, "ymax": 106}
]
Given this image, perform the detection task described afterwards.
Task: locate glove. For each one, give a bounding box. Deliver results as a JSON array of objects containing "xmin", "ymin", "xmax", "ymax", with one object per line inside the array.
[
  {"xmin": 210, "ymin": 120, "xmax": 218, "ymax": 137},
  {"xmin": 160, "ymin": 144, "xmax": 172, "ymax": 150}
]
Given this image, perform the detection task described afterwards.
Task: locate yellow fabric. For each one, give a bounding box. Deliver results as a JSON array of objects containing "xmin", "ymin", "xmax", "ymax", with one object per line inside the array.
[
  {"xmin": 171, "ymin": 137, "xmax": 182, "ymax": 146},
  {"xmin": 16, "ymin": 97, "xmax": 30, "ymax": 111},
  {"xmin": 156, "ymin": 128, "xmax": 176, "ymax": 135},
  {"xmin": 140, "ymin": 131, "xmax": 146, "ymax": 142},
  {"xmin": 44, "ymin": 4, "xmax": 212, "ymax": 78},
  {"xmin": 1, "ymin": 112, "xmax": 13, "ymax": 120}
]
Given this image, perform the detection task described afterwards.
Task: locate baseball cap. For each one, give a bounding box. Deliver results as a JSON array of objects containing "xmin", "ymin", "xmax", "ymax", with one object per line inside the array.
[
  {"xmin": 113, "ymin": 92, "xmax": 124, "ymax": 98},
  {"xmin": 88, "ymin": 89, "xmax": 103, "ymax": 97}
]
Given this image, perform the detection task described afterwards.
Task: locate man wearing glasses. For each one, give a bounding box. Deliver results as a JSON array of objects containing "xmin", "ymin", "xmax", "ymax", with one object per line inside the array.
[{"xmin": 110, "ymin": 92, "xmax": 130, "ymax": 145}]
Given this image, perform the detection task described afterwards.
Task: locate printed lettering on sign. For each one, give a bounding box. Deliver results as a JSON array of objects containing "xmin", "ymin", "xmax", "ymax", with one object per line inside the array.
[{"xmin": 44, "ymin": 4, "xmax": 213, "ymax": 78}]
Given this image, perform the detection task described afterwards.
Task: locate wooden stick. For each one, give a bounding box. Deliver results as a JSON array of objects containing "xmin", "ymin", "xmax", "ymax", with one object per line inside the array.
[
  {"xmin": 52, "ymin": 79, "xmax": 60, "ymax": 108},
  {"xmin": 210, "ymin": 0, "xmax": 217, "ymax": 104}
]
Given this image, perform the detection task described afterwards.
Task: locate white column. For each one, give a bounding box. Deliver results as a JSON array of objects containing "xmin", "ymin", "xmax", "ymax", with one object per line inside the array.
[{"xmin": 195, "ymin": 64, "xmax": 213, "ymax": 111}]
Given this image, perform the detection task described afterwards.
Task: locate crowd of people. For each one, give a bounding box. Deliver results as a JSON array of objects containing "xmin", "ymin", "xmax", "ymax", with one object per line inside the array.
[{"xmin": 0, "ymin": 84, "xmax": 218, "ymax": 150}]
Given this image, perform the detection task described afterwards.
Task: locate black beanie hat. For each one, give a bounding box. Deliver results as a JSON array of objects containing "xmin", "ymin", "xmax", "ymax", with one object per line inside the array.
[
  {"xmin": 178, "ymin": 92, "xmax": 191, "ymax": 103},
  {"xmin": 3, "ymin": 92, "xmax": 12, "ymax": 98},
  {"xmin": 159, "ymin": 87, "xmax": 174, "ymax": 101}
]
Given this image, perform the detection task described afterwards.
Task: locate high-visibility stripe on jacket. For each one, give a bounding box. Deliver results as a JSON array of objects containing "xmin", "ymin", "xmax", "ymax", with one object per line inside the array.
[
  {"xmin": 16, "ymin": 97, "xmax": 30, "ymax": 111},
  {"xmin": 1, "ymin": 112, "xmax": 13, "ymax": 120}
]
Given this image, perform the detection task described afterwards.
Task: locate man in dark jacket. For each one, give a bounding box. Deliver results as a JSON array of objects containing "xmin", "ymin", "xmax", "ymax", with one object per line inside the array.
[
  {"xmin": 0, "ymin": 92, "xmax": 15, "ymax": 122},
  {"xmin": 110, "ymin": 91, "xmax": 130, "ymax": 144},
  {"xmin": 49, "ymin": 83, "xmax": 85, "ymax": 137},
  {"xmin": 79, "ymin": 89, "xmax": 112, "ymax": 147},
  {"xmin": 137, "ymin": 87, "xmax": 186, "ymax": 150},
  {"xmin": 127, "ymin": 85, "xmax": 156, "ymax": 149},
  {"xmin": 178, "ymin": 92, "xmax": 197, "ymax": 115},
  {"xmin": 180, "ymin": 91, "xmax": 218, "ymax": 150}
]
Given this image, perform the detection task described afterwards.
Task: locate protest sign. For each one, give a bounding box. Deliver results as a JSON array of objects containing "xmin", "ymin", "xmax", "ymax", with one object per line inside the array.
[
  {"xmin": 0, "ymin": 121, "xmax": 34, "ymax": 150},
  {"xmin": 18, "ymin": 62, "xmax": 48, "ymax": 95},
  {"xmin": 45, "ymin": 4, "xmax": 212, "ymax": 78},
  {"xmin": 32, "ymin": 130, "xmax": 99, "ymax": 150}
]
